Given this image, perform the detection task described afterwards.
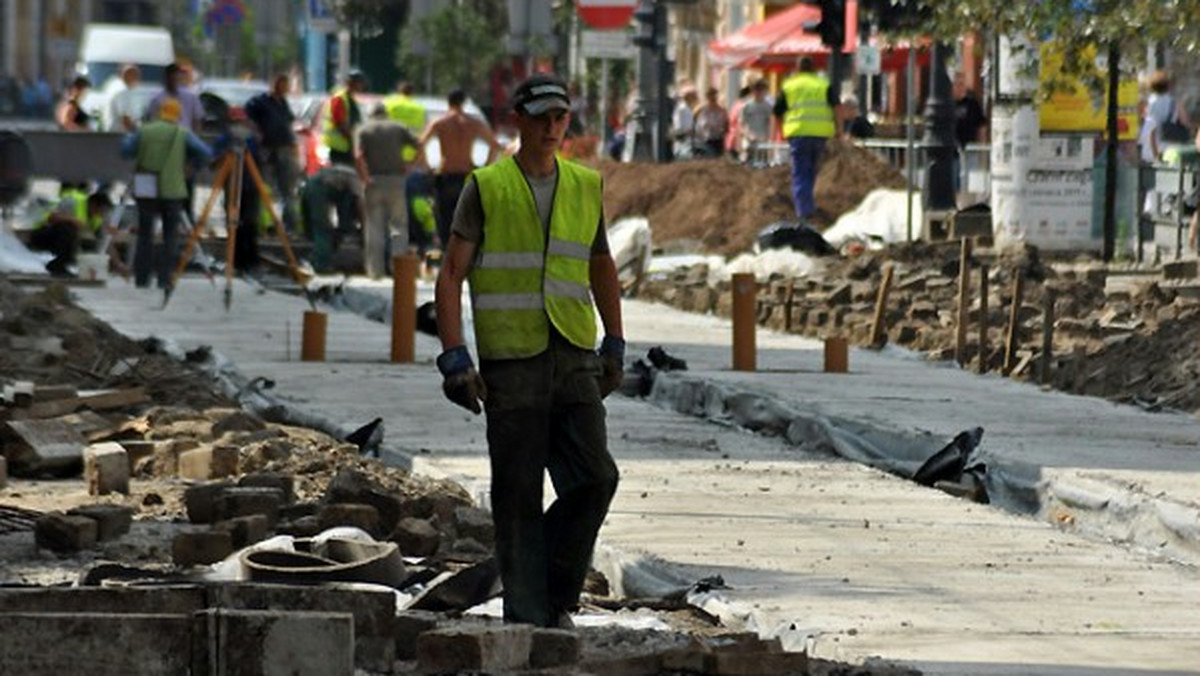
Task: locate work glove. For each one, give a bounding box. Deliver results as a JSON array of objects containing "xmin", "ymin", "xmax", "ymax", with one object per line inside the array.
[
  {"xmin": 597, "ymin": 335, "xmax": 625, "ymax": 399},
  {"xmin": 437, "ymin": 345, "xmax": 487, "ymax": 414}
]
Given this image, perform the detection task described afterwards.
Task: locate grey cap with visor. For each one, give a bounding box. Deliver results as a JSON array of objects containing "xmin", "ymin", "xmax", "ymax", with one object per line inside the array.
[{"xmin": 512, "ymin": 73, "xmax": 571, "ymax": 116}]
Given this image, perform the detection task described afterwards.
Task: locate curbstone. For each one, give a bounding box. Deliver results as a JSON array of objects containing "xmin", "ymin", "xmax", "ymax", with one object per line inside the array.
[
  {"xmin": 83, "ymin": 442, "xmax": 130, "ymax": 495},
  {"xmin": 193, "ymin": 608, "xmax": 353, "ymax": 676},
  {"xmin": 67, "ymin": 503, "xmax": 134, "ymax": 541},
  {"xmin": 34, "ymin": 512, "xmax": 98, "ymax": 553},
  {"xmin": 394, "ymin": 609, "xmax": 441, "ymax": 660},
  {"xmin": 172, "ymin": 530, "xmax": 234, "ymax": 567},
  {"xmin": 529, "ymin": 628, "xmax": 581, "ymax": 668},
  {"xmin": 417, "ymin": 623, "xmax": 533, "ymax": 673},
  {"xmin": 215, "ymin": 486, "xmax": 284, "ymax": 526},
  {"xmin": 184, "ymin": 480, "xmax": 235, "ymax": 524},
  {"xmin": 213, "ymin": 514, "xmax": 270, "ymax": 549}
]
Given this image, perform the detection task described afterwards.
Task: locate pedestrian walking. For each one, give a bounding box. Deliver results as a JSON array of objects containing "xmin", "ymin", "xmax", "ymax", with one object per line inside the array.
[
  {"xmin": 419, "ymin": 89, "xmax": 503, "ymax": 248},
  {"xmin": 245, "ymin": 73, "xmax": 300, "ymax": 232},
  {"xmin": 774, "ymin": 56, "xmax": 838, "ymax": 221},
  {"xmin": 120, "ymin": 98, "xmax": 212, "ymax": 289},
  {"xmin": 355, "ymin": 103, "xmax": 419, "ymax": 278},
  {"xmin": 433, "ymin": 72, "xmax": 624, "ymax": 629},
  {"xmin": 738, "ymin": 80, "xmax": 773, "ymax": 165}
]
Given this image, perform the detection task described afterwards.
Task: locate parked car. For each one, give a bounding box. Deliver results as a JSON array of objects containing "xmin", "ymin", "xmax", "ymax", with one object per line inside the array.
[{"xmin": 293, "ymin": 93, "xmax": 501, "ymax": 176}]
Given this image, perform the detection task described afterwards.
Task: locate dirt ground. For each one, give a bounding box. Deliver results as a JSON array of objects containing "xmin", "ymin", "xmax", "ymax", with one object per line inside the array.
[{"xmin": 597, "ymin": 139, "xmax": 907, "ymax": 256}]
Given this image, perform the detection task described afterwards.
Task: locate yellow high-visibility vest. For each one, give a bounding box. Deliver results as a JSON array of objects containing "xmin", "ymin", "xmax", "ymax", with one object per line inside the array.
[
  {"xmin": 781, "ymin": 72, "xmax": 834, "ymax": 139},
  {"xmin": 468, "ymin": 157, "xmax": 602, "ymax": 359}
]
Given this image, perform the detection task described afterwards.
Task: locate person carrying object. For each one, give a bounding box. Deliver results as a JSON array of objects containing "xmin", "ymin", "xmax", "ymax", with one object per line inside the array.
[
  {"xmin": 434, "ymin": 72, "xmax": 624, "ymax": 629},
  {"xmin": 120, "ymin": 97, "xmax": 212, "ymax": 289}
]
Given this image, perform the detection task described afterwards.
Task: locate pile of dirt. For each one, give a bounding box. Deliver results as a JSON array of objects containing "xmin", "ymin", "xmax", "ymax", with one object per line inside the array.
[{"xmin": 597, "ymin": 139, "xmax": 907, "ymax": 256}]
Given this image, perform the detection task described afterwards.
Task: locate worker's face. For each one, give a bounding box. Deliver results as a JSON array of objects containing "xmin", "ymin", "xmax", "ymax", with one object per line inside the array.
[
  {"xmin": 272, "ymin": 76, "xmax": 289, "ymax": 97},
  {"xmin": 517, "ymin": 108, "xmax": 570, "ymax": 154}
]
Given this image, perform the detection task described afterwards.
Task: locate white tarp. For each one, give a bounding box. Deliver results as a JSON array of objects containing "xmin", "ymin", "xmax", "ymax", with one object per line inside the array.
[
  {"xmin": 0, "ymin": 227, "xmax": 50, "ymax": 274},
  {"xmin": 822, "ymin": 188, "xmax": 925, "ymax": 247}
]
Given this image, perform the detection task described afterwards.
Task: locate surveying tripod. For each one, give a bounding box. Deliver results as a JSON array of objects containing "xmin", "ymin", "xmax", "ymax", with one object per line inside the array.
[{"xmin": 164, "ymin": 139, "xmax": 311, "ymax": 310}]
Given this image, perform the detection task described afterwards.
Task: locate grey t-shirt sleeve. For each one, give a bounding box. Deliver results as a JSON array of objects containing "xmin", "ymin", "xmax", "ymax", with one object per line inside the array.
[{"xmin": 450, "ymin": 173, "xmax": 610, "ymax": 255}]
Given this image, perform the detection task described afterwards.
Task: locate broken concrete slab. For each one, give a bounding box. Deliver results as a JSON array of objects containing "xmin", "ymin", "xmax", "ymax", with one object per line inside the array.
[
  {"xmin": 394, "ymin": 609, "xmax": 442, "ymax": 660},
  {"xmin": 530, "ymin": 628, "xmax": 581, "ymax": 668},
  {"xmin": 409, "ymin": 557, "xmax": 500, "ymax": 612},
  {"xmin": 213, "ymin": 514, "xmax": 270, "ymax": 549},
  {"xmin": 215, "ymin": 486, "xmax": 284, "ymax": 526},
  {"xmin": 2, "ymin": 418, "xmax": 85, "ymax": 477},
  {"xmin": 0, "ymin": 586, "xmax": 207, "ymax": 616},
  {"xmin": 391, "ymin": 516, "xmax": 440, "ymax": 557},
  {"xmin": 0, "ymin": 613, "xmax": 193, "ymax": 675}
]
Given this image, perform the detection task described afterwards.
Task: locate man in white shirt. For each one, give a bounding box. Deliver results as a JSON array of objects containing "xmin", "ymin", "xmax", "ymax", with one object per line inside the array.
[
  {"xmin": 107, "ymin": 64, "xmax": 143, "ymax": 132},
  {"xmin": 671, "ymin": 86, "xmax": 698, "ymax": 158}
]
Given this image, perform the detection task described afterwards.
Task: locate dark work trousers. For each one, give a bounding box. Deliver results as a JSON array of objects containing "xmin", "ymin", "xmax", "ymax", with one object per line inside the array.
[
  {"xmin": 480, "ymin": 333, "xmax": 620, "ymax": 627},
  {"xmin": 230, "ymin": 173, "xmax": 260, "ymax": 273},
  {"xmin": 134, "ymin": 198, "xmax": 183, "ymax": 289},
  {"xmin": 29, "ymin": 219, "xmax": 79, "ymax": 274},
  {"xmin": 433, "ymin": 172, "xmax": 467, "ymax": 247},
  {"xmin": 787, "ymin": 135, "xmax": 826, "ymax": 219}
]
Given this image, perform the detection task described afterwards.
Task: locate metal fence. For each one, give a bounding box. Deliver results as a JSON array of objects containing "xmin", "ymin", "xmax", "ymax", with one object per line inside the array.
[
  {"xmin": 753, "ymin": 139, "xmax": 992, "ymax": 196},
  {"xmin": 1139, "ymin": 158, "xmax": 1198, "ymax": 261}
]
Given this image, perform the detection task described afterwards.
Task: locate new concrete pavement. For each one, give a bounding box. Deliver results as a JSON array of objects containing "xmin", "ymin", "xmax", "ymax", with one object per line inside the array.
[{"xmin": 68, "ymin": 275, "xmax": 1200, "ymax": 676}]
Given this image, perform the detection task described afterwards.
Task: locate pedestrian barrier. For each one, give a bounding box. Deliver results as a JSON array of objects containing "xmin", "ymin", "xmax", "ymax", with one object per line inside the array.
[{"xmin": 1138, "ymin": 156, "xmax": 1198, "ymax": 261}]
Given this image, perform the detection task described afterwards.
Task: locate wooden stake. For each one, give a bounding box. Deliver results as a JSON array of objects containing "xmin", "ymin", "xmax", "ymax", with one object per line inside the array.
[
  {"xmin": 301, "ymin": 311, "xmax": 327, "ymax": 362},
  {"xmin": 391, "ymin": 254, "xmax": 419, "ymax": 363},
  {"xmin": 732, "ymin": 273, "xmax": 757, "ymax": 371},
  {"xmin": 1002, "ymin": 271, "xmax": 1024, "ymax": 376},
  {"xmin": 977, "ymin": 263, "xmax": 989, "ymax": 374},
  {"xmin": 1040, "ymin": 288, "xmax": 1056, "ymax": 385},
  {"xmin": 869, "ymin": 264, "xmax": 894, "ymax": 348},
  {"xmin": 954, "ymin": 238, "xmax": 972, "ymax": 367}
]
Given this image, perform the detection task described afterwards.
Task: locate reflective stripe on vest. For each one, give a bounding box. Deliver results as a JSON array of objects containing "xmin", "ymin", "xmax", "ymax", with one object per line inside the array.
[
  {"xmin": 384, "ymin": 94, "xmax": 425, "ymax": 161},
  {"xmin": 782, "ymin": 73, "xmax": 834, "ymax": 139},
  {"xmin": 322, "ymin": 90, "xmax": 353, "ymax": 153},
  {"xmin": 468, "ymin": 156, "xmax": 601, "ymax": 359}
]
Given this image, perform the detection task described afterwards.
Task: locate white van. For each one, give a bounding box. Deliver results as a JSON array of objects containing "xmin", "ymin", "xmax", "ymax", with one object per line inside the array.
[{"xmin": 75, "ymin": 23, "xmax": 174, "ymax": 127}]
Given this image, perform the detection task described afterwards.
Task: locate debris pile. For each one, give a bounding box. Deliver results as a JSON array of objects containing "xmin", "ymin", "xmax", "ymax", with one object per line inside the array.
[
  {"xmin": 637, "ymin": 241, "xmax": 1200, "ymax": 414},
  {"xmin": 0, "ymin": 278, "xmax": 918, "ymax": 675},
  {"xmin": 597, "ymin": 139, "xmax": 907, "ymax": 256}
]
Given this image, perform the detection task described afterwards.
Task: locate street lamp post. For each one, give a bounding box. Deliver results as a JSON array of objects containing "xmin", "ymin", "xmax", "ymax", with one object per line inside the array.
[{"xmin": 922, "ymin": 40, "xmax": 956, "ymax": 212}]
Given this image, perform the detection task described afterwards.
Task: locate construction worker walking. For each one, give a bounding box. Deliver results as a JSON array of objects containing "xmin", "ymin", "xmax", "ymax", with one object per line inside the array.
[
  {"xmin": 434, "ymin": 73, "xmax": 625, "ymax": 629},
  {"xmin": 120, "ymin": 98, "xmax": 212, "ymax": 289},
  {"xmin": 774, "ymin": 56, "xmax": 839, "ymax": 221}
]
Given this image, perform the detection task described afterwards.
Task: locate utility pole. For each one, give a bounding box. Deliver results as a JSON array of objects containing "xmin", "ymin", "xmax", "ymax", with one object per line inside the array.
[{"xmin": 631, "ymin": 0, "xmax": 666, "ymax": 161}]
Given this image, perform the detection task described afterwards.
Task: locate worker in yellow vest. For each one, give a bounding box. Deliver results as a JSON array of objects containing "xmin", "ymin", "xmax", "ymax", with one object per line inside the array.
[
  {"xmin": 434, "ymin": 73, "xmax": 624, "ymax": 629},
  {"xmin": 383, "ymin": 81, "xmax": 426, "ymax": 162},
  {"xmin": 773, "ymin": 56, "xmax": 839, "ymax": 221},
  {"xmin": 321, "ymin": 69, "xmax": 368, "ymax": 239},
  {"xmin": 29, "ymin": 185, "xmax": 112, "ymax": 276}
]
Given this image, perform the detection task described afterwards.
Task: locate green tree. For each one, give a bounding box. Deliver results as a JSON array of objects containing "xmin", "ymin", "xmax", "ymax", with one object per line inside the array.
[{"xmin": 396, "ymin": 2, "xmax": 505, "ymax": 95}]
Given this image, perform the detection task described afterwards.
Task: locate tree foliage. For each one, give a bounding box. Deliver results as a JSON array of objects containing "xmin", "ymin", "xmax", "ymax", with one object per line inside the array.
[
  {"xmin": 396, "ymin": 2, "xmax": 505, "ymax": 95},
  {"xmin": 872, "ymin": 0, "xmax": 1200, "ymax": 94}
]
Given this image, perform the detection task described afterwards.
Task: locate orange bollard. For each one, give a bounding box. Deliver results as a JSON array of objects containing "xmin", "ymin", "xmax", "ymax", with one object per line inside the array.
[
  {"xmin": 732, "ymin": 272, "xmax": 757, "ymax": 371},
  {"xmin": 301, "ymin": 311, "xmax": 327, "ymax": 362},
  {"xmin": 824, "ymin": 336, "xmax": 848, "ymax": 373},
  {"xmin": 391, "ymin": 254, "xmax": 419, "ymax": 362}
]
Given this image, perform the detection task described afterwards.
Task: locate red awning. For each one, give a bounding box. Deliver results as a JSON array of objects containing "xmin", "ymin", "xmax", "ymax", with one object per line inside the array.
[
  {"xmin": 707, "ymin": 2, "xmax": 926, "ymax": 73},
  {"xmin": 706, "ymin": 3, "xmax": 822, "ymax": 69}
]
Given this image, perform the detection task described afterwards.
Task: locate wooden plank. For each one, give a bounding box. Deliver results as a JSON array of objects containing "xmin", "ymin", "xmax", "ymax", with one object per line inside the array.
[
  {"xmin": 869, "ymin": 264, "xmax": 894, "ymax": 348},
  {"xmin": 13, "ymin": 387, "xmax": 149, "ymax": 420},
  {"xmin": 955, "ymin": 238, "xmax": 973, "ymax": 366}
]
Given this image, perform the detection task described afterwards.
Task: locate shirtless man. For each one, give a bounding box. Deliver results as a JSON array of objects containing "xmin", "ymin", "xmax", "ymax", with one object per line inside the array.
[{"xmin": 419, "ymin": 89, "xmax": 503, "ymax": 246}]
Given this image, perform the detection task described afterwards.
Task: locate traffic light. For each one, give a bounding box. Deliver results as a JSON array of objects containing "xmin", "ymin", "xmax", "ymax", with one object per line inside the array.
[
  {"xmin": 631, "ymin": 4, "xmax": 660, "ymax": 49},
  {"xmin": 814, "ymin": 0, "xmax": 845, "ymax": 48}
]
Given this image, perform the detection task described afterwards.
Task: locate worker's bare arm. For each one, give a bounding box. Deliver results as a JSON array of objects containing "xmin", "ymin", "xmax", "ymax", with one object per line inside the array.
[{"xmin": 435, "ymin": 233, "xmax": 478, "ymax": 351}]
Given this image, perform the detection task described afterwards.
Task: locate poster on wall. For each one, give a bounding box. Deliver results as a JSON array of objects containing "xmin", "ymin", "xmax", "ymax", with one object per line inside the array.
[{"xmin": 991, "ymin": 105, "xmax": 1100, "ymax": 250}]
